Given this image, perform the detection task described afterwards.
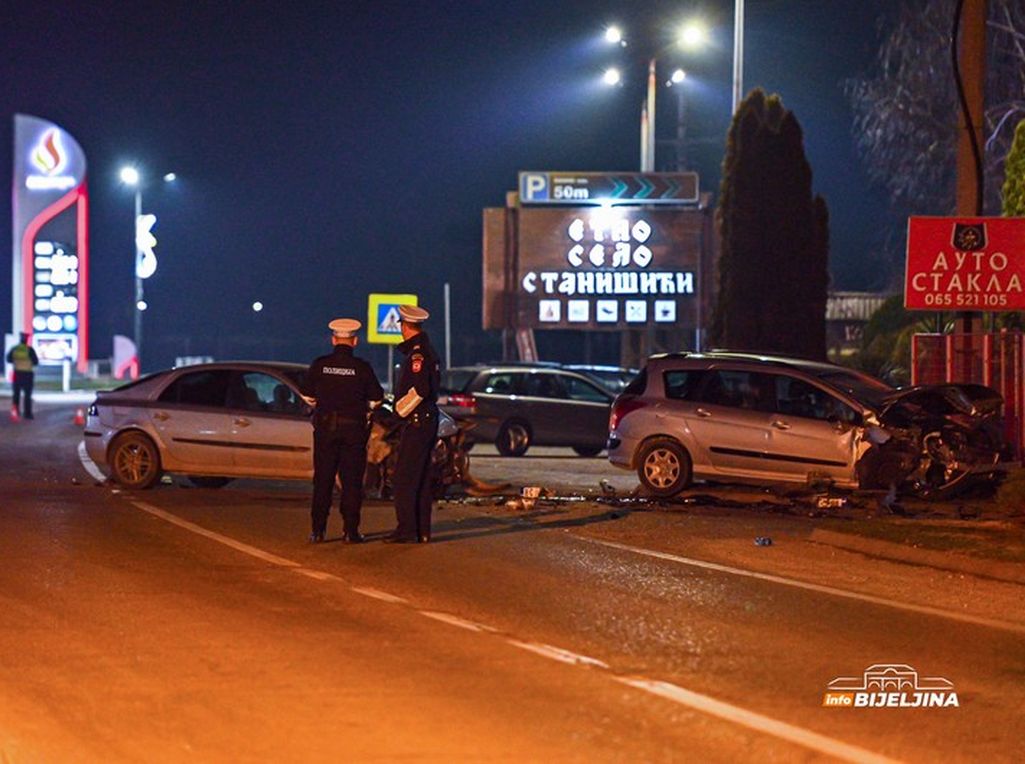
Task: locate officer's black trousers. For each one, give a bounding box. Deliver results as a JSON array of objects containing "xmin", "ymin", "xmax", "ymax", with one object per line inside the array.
[
  {"xmin": 392, "ymin": 413, "xmax": 438, "ymax": 539},
  {"xmin": 311, "ymin": 422, "xmax": 368, "ymax": 536},
  {"xmin": 12, "ymin": 371, "xmax": 34, "ymax": 418}
]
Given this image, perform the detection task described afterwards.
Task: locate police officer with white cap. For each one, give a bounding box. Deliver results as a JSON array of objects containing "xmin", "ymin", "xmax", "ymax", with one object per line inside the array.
[
  {"xmin": 385, "ymin": 304, "xmax": 441, "ymax": 543},
  {"xmin": 303, "ymin": 318, "xmax": 384, "ymax": 543}
]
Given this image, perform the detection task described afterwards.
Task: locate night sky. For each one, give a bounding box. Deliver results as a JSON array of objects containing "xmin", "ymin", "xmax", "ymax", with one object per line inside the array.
[{"xmin": 2, "ymin": 0, "xmax": 895, "ymax": 372}]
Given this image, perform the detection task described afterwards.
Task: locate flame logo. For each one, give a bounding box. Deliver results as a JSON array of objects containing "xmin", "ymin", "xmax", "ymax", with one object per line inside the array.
[{"xmin": 30, "ymin": 129, "xmax": 66, "ymax": 175}]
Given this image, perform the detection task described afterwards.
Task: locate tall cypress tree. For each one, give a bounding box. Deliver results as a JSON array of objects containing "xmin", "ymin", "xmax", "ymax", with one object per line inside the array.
[{"xmin": 710, "ymin": 89, "xmax": 829, "ymax": 359}]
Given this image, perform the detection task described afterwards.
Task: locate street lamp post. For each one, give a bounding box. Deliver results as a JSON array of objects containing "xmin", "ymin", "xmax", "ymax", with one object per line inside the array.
[
  {"xmin": 119, "ymin": 166, "xmax": 172, "ymax": 372},
  {"xmin": 667, "ymin": 68, "xmax": 688, "ymax": 171},
  {"xmin": 133, "ymin": 186, "xmax": 144, "ymax": 361},
  {"xmin": 733, "ymin": 0, "xmax": 745, "ymax": 113},
  {"xmin": 644, "ymin": 58, "xmax": 657, "ymax": 172},
  {"xmin": 119, "ymin": 166, "xmax": 145, "ymax": 365}
]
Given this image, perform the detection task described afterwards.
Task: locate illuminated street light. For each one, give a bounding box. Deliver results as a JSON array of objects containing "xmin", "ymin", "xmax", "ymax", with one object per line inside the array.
[
  {"xmin": 600, "ymin": 21, "xmax": 708, "ymax": 171},
  {"xmin": 678, "ymin": 21, "xmax": 708, "ymax": 50},
  {"xmin": 136, "ymin": 300, "xmax": 148, "ymax": 311},
  {"xmin": 602, "ymin": 7, "xmax": 746, "ymax": 168},
  {"xmin": 119, "ymin": 166, "xmax": 140, "ymax": 186},
  {"xmin": 163, "ymin": 172, "xmax": 177, "ymax": 182},
  {"xmin": 252, "ymin": 301, "xmax": 264, "ymax": 312},
  {"xmin": 605, "ymin": 25, "xmax": 623, "ymax": 45}
]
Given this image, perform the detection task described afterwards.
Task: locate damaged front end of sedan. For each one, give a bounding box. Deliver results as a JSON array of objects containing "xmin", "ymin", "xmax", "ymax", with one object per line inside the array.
[{"xmin": 855, "ymin": 384, "xmax": 1004, "ymax": 500}]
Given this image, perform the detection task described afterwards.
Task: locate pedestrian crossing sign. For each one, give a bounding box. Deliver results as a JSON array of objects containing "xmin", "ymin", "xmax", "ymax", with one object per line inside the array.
[{"xmin": 367, "ymin": 293, "xmax": 418, "ymax": 344}]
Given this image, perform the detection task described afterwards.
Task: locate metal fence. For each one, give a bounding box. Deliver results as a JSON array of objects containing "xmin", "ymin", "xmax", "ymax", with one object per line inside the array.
[{"xmin": 911, "ymin": 331, "xmax": 1024, "ymax": 460}]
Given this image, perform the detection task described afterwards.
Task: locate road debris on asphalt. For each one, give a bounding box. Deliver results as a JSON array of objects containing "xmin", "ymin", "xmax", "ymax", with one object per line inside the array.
[{"xmin": 438, "ymin": 475, "xmax": 1004, "ymax": 527}]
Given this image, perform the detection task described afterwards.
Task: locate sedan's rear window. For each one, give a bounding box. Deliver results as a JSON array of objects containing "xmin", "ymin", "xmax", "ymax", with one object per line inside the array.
[{"xmin": 158, "ymin": 370, "xmax": 231, "ymax": 408}]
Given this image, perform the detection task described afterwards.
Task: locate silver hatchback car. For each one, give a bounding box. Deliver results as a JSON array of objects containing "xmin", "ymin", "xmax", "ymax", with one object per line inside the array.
[{"xmin": 607, "ymin": 351, "xmax": 1003, "ymax": 497}]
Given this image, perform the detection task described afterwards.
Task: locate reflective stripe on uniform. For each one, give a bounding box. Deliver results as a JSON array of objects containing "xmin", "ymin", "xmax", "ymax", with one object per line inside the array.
[{"xmin": 395, "ymin": 388, "xmax": 423, "ymax": 418}]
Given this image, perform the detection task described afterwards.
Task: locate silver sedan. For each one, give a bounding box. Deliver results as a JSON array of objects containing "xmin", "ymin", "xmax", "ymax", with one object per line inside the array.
[{"xmin": 84, "ymin": 362, "xmax": 314, "ymax": 489}]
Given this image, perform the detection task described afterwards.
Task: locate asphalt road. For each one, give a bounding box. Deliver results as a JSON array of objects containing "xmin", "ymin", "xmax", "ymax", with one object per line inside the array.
[{"xmin": 2, "ymin": 401, "xmax": 1023, "ymax": 762}]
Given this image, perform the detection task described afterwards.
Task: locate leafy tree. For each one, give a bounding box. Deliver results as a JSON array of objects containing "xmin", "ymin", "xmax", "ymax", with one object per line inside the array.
[
  {"xmin": 848, "ymin": 0, "xmax": 1025, "ymax": 222},
  {"xmin": 711, "ymin": 89, "xmax": 829, "ymax": 359},
  {"xmin": 1003, "ymin": 118, "xmax": 1025, "ymax": 217},
  {"xmin": 995, "ymin": 118, "xmax": 1025, "ymax": 329},
  {"xmin": 850, "ymin": 295, "xmax": 929, "ymax": 384}
]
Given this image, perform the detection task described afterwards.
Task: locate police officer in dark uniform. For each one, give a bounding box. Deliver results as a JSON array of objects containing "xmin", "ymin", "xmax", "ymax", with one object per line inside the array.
[
  {"xmin": 385, "ymin": 305, "xmax": 441, "ymax": 543},
  {"xmin": 304, "ymin": 318, "xmax": 383, "ymax": 544}
]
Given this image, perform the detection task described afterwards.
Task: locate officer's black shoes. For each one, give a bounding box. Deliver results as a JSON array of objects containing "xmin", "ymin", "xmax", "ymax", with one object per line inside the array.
[
  {"xmin": 342, "ymin": 531, "xmax": 365, "ymax": 544},
  {"xmin": 308, "ymin": 531, "xmax": 325, "ymax": 544},
  {"xmin": 382, "ymin": 532, "xmax": 418, "ymax": 544}
]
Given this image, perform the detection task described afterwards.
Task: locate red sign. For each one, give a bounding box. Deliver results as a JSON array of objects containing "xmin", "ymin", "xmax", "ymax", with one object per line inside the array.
[{"xmin": 905, "ymin": 217, "xmax": 1025, "ymax": 311}]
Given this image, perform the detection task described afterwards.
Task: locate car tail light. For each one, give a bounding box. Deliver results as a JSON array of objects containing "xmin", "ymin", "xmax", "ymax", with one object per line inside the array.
[
  {"xmin": 447, "ymin": 393, "xmax": 477, "ymax": 413},
  {"xmin": 609, "ymin": 395, "xmax": 647, "ymax": 430}
]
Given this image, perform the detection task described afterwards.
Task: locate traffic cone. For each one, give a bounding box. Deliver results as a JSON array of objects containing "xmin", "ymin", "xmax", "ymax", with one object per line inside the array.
[
  {"xmin": 9, "ymin": 405, "xmax": 19, "ymax": 422},
  {"xmin": 73, "ymin": 408, "xmax": 85, "ymax": 426}
]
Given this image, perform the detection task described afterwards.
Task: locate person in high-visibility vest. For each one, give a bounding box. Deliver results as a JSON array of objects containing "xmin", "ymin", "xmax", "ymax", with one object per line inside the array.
[{"xmin": 6, "ymin": 332, "xmax": 39, "ymax": 420}]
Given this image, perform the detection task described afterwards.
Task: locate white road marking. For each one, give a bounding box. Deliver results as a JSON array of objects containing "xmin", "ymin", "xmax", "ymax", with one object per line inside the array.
[
  {"xmin": 293, "ymin": 568, "xmax": 341, "ymax": 582},
  {"xmin": 616, "ymin": 678, "xmax": 898, "ymax": 764},
  {"xmin": 130, "ymin": 500, "xmax": 301, "ymax": 568},
  {"xmin": 77, "ymin": 440, "xmax": 107, "ymax": 483},
  {"xmin": 506, "ymin": 640, "xmax": 609, "ymax": 669},
  {"xmin": 114, "ymin": 501, "xmax": 897, "ymax": 761},
  {"xmin": 419, "ymin": 611, "xmax": 496, "ymax": 633},
  {"xmin": 350, "ymin": 586, "xmax": 407, "ymax": 604},
  {"xmin": 582, "ymin": 537, "xmax": 1025, "ymax": 635}
]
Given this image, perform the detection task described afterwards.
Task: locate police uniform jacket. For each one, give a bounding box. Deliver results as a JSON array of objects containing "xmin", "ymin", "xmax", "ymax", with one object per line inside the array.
[
  {"xmin": 394, "ymin": 331, "xmax": 440, "ymax": 419},
  {"xmin": 304, "ymin": 345, "xmax": 383, "ymax": 422}
]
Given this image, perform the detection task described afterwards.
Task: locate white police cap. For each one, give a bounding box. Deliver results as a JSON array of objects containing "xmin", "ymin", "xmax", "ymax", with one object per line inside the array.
[
  {"xmin": 328, "ymin": 318, "xmax": 362, "ymax": 338},
  {"xmin": 398, "ymin": 305, "xmax": 429, "ymax": 323}
]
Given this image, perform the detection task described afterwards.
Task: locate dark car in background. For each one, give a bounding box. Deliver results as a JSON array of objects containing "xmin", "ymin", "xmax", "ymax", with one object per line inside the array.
[
  {"xmin": 439, "ymin": 364, "xmax": 613, "ymax": 456},
  {"xmin": 564, "ymin": 364, "xmax": 639, "ymax": 395}
]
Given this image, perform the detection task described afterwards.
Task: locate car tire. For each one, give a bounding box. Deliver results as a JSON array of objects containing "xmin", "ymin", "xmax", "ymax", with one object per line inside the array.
[
  {"xmin": 636, "ymin": 438, "xmax": 692, "ymax": 496},
  {"xmin": 572, "ymin": 445, "xmax": 603, "ymax": 457},
  {"xmin": 496, "ymin": 419, "xmax": 531, "ymax": 457},
  {"xmin": 109, "ymin": 432, "xmax": 163, "ymax": 490},
  {"xmin": 187, "ymin": 476, "xmax": 233, "ymax": 489}
]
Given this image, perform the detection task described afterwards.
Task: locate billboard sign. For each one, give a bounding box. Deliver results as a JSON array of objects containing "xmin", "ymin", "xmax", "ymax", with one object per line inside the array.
[
  {"xmin": 367, "ymin": 293, "xmax": 418, "ymax": 344},
  {"xmin": 12, "ymin": 115, "xmax": 89, "ymax": 370},
  {"xmin": 484, "ymin": 206, "xmax": 702, "ymax": 330},
  {"xmin": 905, "ymin": 217, "xmax": 1025, "ymax": 311},
  {"xmin": 518, "ymin": 171, "xmax": 699, "ymax": 205}
]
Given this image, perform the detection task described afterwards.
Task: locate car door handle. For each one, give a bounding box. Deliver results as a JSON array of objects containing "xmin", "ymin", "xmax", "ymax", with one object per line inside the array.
[
  {"xmin": 234, "ymin": 417, "xmax": 251, "ymax": 428},
  {"xmin": 152, "ymin": 411, "xmax": 169, "ymax": 422},
  {"xmin": 771, "ymin": 419, "xmax": 791, "ymax": 430},
  {"xmin": 696, "ymin": 408, "xmax": 711, "ymax": 418}
]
